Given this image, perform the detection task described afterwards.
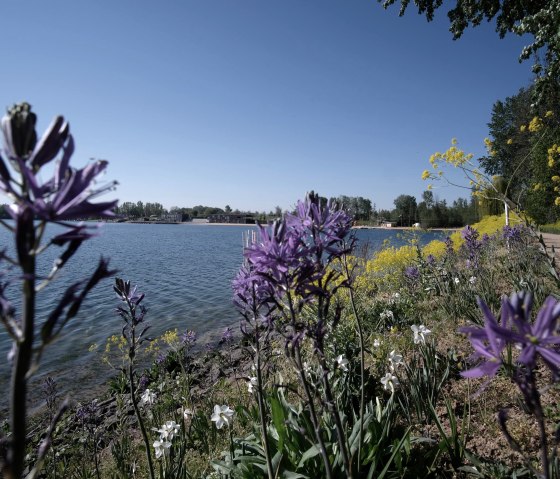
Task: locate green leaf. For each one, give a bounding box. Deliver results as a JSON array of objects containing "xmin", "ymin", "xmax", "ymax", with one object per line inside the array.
[{"xmin": 297, "ymin": 444, "xmax": 321, "ymax": 469}]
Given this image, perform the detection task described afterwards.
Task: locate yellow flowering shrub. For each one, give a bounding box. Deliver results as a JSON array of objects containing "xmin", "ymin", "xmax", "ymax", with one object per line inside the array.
[
  {"xmin": 365, "ymin": 245, "xmax": 416, "ymax": 287},
  {"xmin": 421, "ymin": 239, "xmax": 447, "ymax": 258}
]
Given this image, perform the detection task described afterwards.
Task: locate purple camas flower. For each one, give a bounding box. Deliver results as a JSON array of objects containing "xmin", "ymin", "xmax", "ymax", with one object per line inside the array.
[
  {"xmin": 444, "ymin": 236, "xmax": 454, "ymax": 255},
  {"xmin": 156, "ymin": 352, "xmax": 166, "ymax": 365},
  {"xmin": 426, "ymin": 254, "xmax": 436, "ymax": 266},
  {"xmin": 222, "ymin": 326, "xmax": 234, "ymax": 343},
  {"xmin": 502, "ymin": 225, "xmax": 524, "ymax": 243},
  {"xmin": 181, "ymin": 329, "xmax": 197, "ymax": 346},
  {"xmin": 461, "ymin": 292, "xmax": 560, "ymax": 379},
  {"xmin": 404, "ymin": 265, "xmax": 420, "ymax": 281},
  {"xmin": 0, "ymin": 102, "xmax": 117, "ymax": 241},
  {"xmin": 286, "ymin": 194, "xmax": 353, "ymax": 260},
  {"xmin": 461, "ymin": 225, "xmax": 482, "ymax": 269},
  {"xmin": 240, "ymin": 192, "xmax": 353, "ymax": 300}
]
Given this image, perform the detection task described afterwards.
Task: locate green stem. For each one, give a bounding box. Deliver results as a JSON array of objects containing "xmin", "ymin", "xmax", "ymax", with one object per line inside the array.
[
  {"xmin": 342, "ymin": 253, "xmax": 365, "ymax": 465},
  {"xmin": 128, "ymin": 323, "xmax": 155, "ymax": 479},
  {"xmin": 6, "ymin": 222, "xmax": 36, "ymax": 479},
  {"xmin": 255, "ymin": 328, "xmax": 274, "ymax": 479}
]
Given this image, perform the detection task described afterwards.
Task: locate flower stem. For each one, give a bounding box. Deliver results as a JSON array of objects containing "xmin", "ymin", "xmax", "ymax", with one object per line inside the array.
[{"xmin": 6, "ymin": 219, "xmax": 36, "ymax": 479}]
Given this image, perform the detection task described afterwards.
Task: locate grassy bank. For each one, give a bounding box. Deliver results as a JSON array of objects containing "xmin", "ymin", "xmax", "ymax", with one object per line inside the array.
[{"xmin": 17, "ymin": 213, "xmax": 560, "ymax": 478}]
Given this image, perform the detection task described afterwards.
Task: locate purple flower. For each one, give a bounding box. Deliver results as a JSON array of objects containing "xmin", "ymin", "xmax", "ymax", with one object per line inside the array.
[
  {"xmin": 460, "ymin": 225, "xmax": 483, "ymax": 269},
  {"xmin": 497, "ymin": 293, "xmax": 560, "ymax": 374},
  {"xmin": 460, "ymin": 297, "xmax": 508, "ymax": 378},
  {"xmin": 426, "ymin": 254, "xmax": 436, "ymax": 266},
  {"xmin": 444, "ymin": 236, "xmax": 454, "ymax": 255},
  {"xmin": 404, "ymin": 265, "xmax": 420, "ymax": 281},
  {"xmin": 0, "ymin": 103, "xmax": 117, "ymax": 238},
  {"xmin": 502, "ymin": 225, "xmax": 524, "ymax": 243},
  {"xmin": 181, "ymin": 329, "xmax": 197, "ymax": 346},
  {"xmin": 156, "ymin": 352, "xmax": 166, "ymax": 365},
  {"xmin": 232, "ymin": 266, "xmax": 275, "ymax": 312},
  {"xmin": 461, "ymin": 292, "xmax": 560, "ymax": 379},
  {"xmin": 114, "ymin": 278, "xmax": 145, "ymax": 306},
  {"xmin": 286, "ymin": 193, "xmax": 353, "ymax": 260},
  {"xmin": 222, "ymin": 326, "xmax": 234, "ymax": 343}
]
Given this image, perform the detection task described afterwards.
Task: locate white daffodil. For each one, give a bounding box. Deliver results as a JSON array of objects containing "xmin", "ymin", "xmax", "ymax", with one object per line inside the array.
[
  {"xmin": 211, "ymin": 405, "xmax": 234, "ymax": 429},
  {"xmin": 155, "ymin": 420, "xmax": 180, "ymax": 441},
  {"xmin": 411, "ymin": 324, "xmax": 431, "ymax": 344},
  {"xmin": 336, "ymin": 354, "xmax": 349, "ymax": 372},
  {"xmin": 140, "ymin": 388, "xmax": 156, "ymax": 406},
  {"xmin": 388, "ymin": 350, "xmax": 403, "ymax": 371},
  {"xmin": 153, "ymin": 438, "xmax": 171, "ymax": 459},
  {"xmin": 247, "ymin": 376, "xmax": 258, "ymax": 393},
  {"xmin": 380, "ymin": 372, "xmax": 399, "ymax": 392}
]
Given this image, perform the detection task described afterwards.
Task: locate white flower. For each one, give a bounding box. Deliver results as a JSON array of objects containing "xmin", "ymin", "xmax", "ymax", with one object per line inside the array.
[
  {"xmin": 454, "ymin": 277, "xmax": 460, "ymax": 284},
  {"xmin": 211, "ymin": 405, "xmax": 234, "ymax": 429},
  {"xmin": 153, "ymin": 438, "xmax": 171, "ymax": 459},
  {"xmin": 155, "ymin": 420, "xmax": 180, "ymax": 441},
  {"xmin": 388, "ymin": 350, "xmax": 403, "ymax": 371},
  {"xmin": 380, "ymin": 309, "xmax": 394, "ymax": 321},
  {"xmin": 469, "ymin": 276, "xmax": 476, "ymax": 285},
  {"xmin": 140, "ymin": 388, "xmax": 156, "ymax": 406},
  {"xmin": 380, "ymin": 372, "xmax": 399, "ymax": 392},
  {"xmin": 247, "ymin": 376, "xmax": 258, "ymax": 393},
  {"xmin": 336, "ymin": 354, "xmax": 349, "ymax": 372},
  {"xmin": 393, "ymin": 292, "xmax": 400, "ymax": 299},
  {"xmin": 373, "ymin": 338, "xmax": 381, "ymax": 348},
  {"xmin": 411, "ymin": 324, "xmax": 431, "ymax": 344}
]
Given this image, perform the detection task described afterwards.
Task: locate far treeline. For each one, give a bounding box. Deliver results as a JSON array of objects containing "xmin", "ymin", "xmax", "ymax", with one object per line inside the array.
[
  {"xmin": 0, "ymin": 193, "xmax": 479, "ymax": 228},
  {"xmin": 109, "ymin": 194, "xmax": 483, "ymax": 228}
]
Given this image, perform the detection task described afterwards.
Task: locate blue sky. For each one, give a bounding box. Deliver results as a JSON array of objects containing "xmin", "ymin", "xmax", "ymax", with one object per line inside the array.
[{"xmin": 1, "ymin": 1, "xmax": 533, "ymax": 212}]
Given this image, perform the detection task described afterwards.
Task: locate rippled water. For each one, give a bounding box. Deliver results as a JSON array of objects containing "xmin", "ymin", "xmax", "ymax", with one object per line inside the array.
[{"xmin": 0, "ymin": 223, "xmax": 446, "ymax": 408}]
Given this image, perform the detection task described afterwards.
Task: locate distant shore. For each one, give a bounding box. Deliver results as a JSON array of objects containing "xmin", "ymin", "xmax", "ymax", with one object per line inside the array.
[{"xmin": 111, "ymin": 220, "xmax": 460, "ymax": 231}]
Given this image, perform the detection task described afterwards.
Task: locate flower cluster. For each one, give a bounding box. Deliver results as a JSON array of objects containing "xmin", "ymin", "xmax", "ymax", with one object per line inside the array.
[
  {"xmin": 152, "ymin": 421, "xmax": 180, "ymax": 459},
  {"xmin": 461, "ymin": 292, "xmax": 560, "ymax": 379},
  {"xmin": 502, "ymin": 224, "xmax": 525, "ymax": 244},
  {"xmin": 233, "ymin": 192, "xmax": 353, "ymax": 335},
  {"xmin": 460, "ymin": 225, "xmax": 483, "ymax": 269}
]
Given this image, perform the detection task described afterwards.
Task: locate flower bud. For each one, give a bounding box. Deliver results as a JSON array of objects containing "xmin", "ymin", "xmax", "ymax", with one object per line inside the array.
[{"xmin": 2, "ymin": 102, "xmax": 37, "ymax": 158}]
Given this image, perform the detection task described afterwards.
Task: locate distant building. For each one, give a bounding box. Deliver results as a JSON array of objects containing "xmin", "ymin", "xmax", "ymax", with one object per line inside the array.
[
  {"xmin": 160, "ymin": 212, "xmax": 183, "ymax": 223},
  {"xmin": 207, "ymin": 213, "xmax": 255, "ymax": 224}
]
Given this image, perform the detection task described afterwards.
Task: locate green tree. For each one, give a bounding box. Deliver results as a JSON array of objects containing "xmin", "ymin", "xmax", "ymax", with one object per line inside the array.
[{"xmin": 393, "ymin": 194, "xmax": 417, "ymax": 226}]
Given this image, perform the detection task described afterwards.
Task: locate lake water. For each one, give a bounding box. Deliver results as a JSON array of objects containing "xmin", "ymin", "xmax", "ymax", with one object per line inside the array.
[{"xmin": 0, "ymin": 223, "xmax": 447, "ymax": 409}]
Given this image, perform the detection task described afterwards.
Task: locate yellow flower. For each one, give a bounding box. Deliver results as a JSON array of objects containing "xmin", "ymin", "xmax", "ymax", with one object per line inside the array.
[
  {"xmin": 555, "ymin": 197, "xmax": 560, "ymax": 207},
  {"xmin": 451, "ymin": 138, "xmax": 458, "ymax": 146},
  {"xmin": 553, "ymin": 176, "xmax": 560, "ymax": 183},
  {"xmin": 427, "ymin": 184, "xmax": 432, "ymax": 191},
  {"xmin": 520, "ymin": 125, "xmax": 526, "ymax": 132},
  {"xmin": 506, "ymin": 138, "xmax": 513, "ymax": 145},
  {"xmin": 533, "ymin": 183, "xmax": 542, "ymax": 191},
  {"xmin": 421, "ymin": 169, "xmax": 430, "ymax": 180},
  {"xmin": 528, "ymin": 116, "xmax": 543, "ymax": 132},
  {"xmin": 546, "ymin": 111, "xmax": 554, "ymax": 118},
  {"xmin": 549, "ymin": 158, "xmax": 556, "ymax": 168}
]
